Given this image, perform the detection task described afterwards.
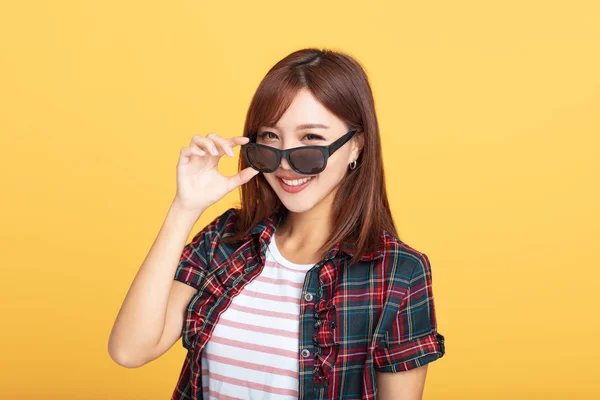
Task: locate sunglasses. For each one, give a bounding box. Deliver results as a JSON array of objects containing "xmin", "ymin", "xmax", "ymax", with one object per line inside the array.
[{"xmin": 241, "ymin": 129, "xmax": 359, "ymax": 175}]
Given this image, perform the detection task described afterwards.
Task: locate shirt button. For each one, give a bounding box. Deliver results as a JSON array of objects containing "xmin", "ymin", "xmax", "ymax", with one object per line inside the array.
[
  {"xmin": 304, "ymin": 292, "xmax": 314, "ymax": 302},
  {"xmin": 301, "ymin": 348, "xmax": 311, "ymax": 358}
]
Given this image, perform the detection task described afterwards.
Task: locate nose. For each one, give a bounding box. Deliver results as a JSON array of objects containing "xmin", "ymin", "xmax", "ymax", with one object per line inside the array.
[{"xmin": 279, "ymin": 156, "xmax": 292, "ymax": 170}]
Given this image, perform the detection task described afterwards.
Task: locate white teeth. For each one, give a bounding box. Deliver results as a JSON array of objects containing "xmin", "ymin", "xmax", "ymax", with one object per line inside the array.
[{"xmin": 281, "ymin": 176, "xmax": 313, "ymax": 186}]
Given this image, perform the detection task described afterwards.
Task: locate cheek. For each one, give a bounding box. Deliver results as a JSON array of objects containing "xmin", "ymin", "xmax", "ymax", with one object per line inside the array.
[
  {"xmin": 307, "ymin": 162, "xmax": 345, "ymax": 190},
  {"xmin": 264, "ymin": 174, "xmax": 276, "ymax": 187},
  {"xmin": 323, "ymin": 157, "xmax": 348, "ymax": 179},
  {"xmin": 264, "ymin": 174, "xmax": 284, "ymax": 190}
]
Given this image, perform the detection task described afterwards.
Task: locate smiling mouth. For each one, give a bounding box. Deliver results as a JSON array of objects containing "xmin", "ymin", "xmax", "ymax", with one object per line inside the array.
[
  {"xmin": 277, "ymin": 176, "xmax": 315, "ymax": 193},
  {"xmin": 279, "ymin": 176, "xmax": 314, "ymax": 186}
]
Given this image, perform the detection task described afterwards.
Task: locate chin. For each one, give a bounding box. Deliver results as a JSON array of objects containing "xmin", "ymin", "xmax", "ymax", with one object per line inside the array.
[
  {"xmin": 276, "ymin": 187, "xmax": 332, "ymax": 214},
  {"xmin": 279, "ymin": 201, "xmax": 316, "ymax": 214}
]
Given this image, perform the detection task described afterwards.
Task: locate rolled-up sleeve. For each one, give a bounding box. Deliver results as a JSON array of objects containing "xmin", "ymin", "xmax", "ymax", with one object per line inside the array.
[
  {"xmin": 373, "ymin": 253, "xmax": 445, "ymax": 372},
  {"xmin": 174, "ymin": 227, "xmax": 212, "ymax": 290}
]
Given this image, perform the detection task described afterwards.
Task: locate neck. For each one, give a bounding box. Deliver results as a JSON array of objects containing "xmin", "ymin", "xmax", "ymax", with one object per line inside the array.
[{"xmin": 275, "ymin": 193, "xmax": 335, "ymax": 254}]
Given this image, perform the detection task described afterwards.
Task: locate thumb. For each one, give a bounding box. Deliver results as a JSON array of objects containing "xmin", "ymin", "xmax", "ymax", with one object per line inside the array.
[{"xmin": 226, "ymin": 167, "xmax": 260, "ymax": 191}]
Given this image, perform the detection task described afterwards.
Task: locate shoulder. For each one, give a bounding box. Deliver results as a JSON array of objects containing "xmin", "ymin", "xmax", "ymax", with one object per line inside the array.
[
  {"xmin": 198, "ymin": 207, "xmax": 240, "ymax": 238},
  {"xmin": 378, "ymin": 229, "xmax": 433, "ymax": 290},
  {"xmin": 182, "ymin": 207, "xmax": 242, "ymax": 266},
  {"xmin": 213, "ymin": 207, "xmax": 240, "ymax": 235},
  {"xmin": 184, "ymin": 207, "xmax": 240, "ymax": 253}
]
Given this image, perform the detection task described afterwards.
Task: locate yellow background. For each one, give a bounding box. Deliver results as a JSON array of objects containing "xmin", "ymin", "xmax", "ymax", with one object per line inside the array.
[{"xmin": 1, "ymin": 1, "xmax": 599, "ymax": 399}]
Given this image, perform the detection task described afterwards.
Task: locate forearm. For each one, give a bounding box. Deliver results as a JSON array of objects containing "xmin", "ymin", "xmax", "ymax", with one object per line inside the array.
[{"xmin": 108, "ymin": 198, "xmax": 204, "ymax": 364}]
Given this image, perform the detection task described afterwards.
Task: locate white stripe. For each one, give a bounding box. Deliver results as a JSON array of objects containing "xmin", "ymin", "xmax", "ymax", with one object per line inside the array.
[
  {"xmin": 257, "ymin": 262, "xmax": 311, "ymax": 282},
  {"xmin": 218, "ymin": 308, "xmax": 299, "ymax": 333},
  {"xmin": 204, "ymin": 360, "xmax": 298, "ymax": 389},
  {"xmin": 210, "ymin": 323, "xmax": 299, "ymax": 351},
  {"xmin": 203, "ymin": 340, "xmax": 297, "ymax": 369}
]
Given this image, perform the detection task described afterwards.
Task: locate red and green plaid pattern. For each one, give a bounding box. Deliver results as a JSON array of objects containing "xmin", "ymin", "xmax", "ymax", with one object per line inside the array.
[{"xmin": 171, "ymin": 207, "xmax": 445, "ymax": 400}]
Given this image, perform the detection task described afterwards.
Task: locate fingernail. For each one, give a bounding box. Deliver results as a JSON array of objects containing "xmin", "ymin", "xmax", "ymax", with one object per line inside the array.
[
  {"xmin": 227, "ymin": 148, "xmax": 234, "ymax": 156},
  {"xmin": 211, "ymin": 148, "xmax": 218, "ymax": 155}
]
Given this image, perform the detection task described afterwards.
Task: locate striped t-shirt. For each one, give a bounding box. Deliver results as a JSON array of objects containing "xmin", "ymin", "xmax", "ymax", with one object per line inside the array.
[{"xmin": 200, "ymin": 233, "xmax": 315, "ymax": 400}]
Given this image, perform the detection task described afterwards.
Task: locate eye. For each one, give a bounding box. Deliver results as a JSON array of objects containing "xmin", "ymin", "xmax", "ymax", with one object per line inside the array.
[
  {"xmin": 257, "ymin": 132, "xmax": 325, "ymax": 141},
  {"xmin": 257, "ymin": 131, "xmax": 277, "ymax": 140},
  {"xmin": 304, "ymin": 133, "xmax": 325, "ymax": 140}
]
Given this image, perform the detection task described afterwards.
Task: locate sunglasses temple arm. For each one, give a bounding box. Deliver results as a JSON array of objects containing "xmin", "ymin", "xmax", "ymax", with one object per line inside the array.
[{"xmin": 328, "ymin": 129, "xmax": 357, "ymax": 155}]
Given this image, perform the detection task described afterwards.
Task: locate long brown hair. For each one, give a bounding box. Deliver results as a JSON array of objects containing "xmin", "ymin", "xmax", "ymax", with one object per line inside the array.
[{"xmin": 220, "ymin": 47, "xmax": 398, "ymax": 266}]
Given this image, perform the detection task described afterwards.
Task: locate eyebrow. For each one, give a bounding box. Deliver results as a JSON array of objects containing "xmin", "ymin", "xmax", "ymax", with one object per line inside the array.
[
  {"xmin": 262, "ymin": 123, "xmax": 330, "ymax": 130},
  {"xmin": 296, "ymin": 123, "xmax": 329, "ymax": 130}
]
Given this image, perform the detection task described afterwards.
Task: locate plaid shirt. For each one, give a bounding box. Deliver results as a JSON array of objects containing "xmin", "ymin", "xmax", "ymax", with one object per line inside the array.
[{"xmin": 171, "ymin": 207, "xmax": 445, "ymax": 400}]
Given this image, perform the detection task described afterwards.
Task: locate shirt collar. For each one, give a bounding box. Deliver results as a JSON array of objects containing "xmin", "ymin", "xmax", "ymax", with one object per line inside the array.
[{"xmin": 248, "ymin": 208, "xmax": 384, "ymax": 262}]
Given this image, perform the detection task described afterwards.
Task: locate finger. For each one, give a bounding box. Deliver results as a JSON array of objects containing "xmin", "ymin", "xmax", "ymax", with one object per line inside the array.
[
  {"xmin": 207, "ymin": 132, "xmax": 236, "ymax": 157},
  {"xmin": 179, "ymin": 147, "xmax": 189, "ymax": 165},
  {"xmin": 189, "ymin": 141, "xmax": 208, "ymax": 156},
  {"xmin": 226, "ymin": 166, "xmax": 260, "ymax": 191},
  {"xmin": 227, "ymin": 137, "xmax": 250, "ymax": 157},
  {"xmin": 191, "ymin": 147, "xmax": 206, "ymax": 156},
  {"xmin": 228, "ymin": 137, "xmax": 251, "ymax": 156},
  {"xmin": 185, "ymin": 146, "xmax": 206, "ymax": 157},
  {"xmin": 180, "ymin": 147, "xmax": 206, "ymax": 162},
  {"xmin": 191, "ymin": 134, "xmax": 220, "ymax": 156},
  {"xmin": 232, "ymin": 136, "xmax": 250, "ymax": 146},
  {"xmin": 179, "ymin": 147, "xmax": 197, "ymax": 166}
]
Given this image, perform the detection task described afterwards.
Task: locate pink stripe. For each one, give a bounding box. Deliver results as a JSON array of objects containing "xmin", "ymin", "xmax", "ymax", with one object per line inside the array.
[
  {"xmin": 254, "ymin": 275, "xmax": 303, "ymax": 289},
  {"xmin": 228, "ymin": 302, "xmax": 299, "ymax": 321},
  {"xmin": 204, "ymin": 352, "xmax": 298, "ymax": 378},
  {"xmin": 218, "ymin": 317, "xmax": 298, "ymax": 339},
  {"xmin": 204, "ymin": 371, "xmax": 299, "ymax": 397},
  {"xmin": 241, "ymin": 288, "xmax": 300, "ymax": 304},
  {"xmin": 202, "ymin": 386, "xmax": 243, "ymax": 400},
  {"xmin": 209, "ymin": 335, "xmax": 299, "ymax": 359},
  {"xmin": 265, "ymin": 259, "xmax": 311, "ymax": 274},
  {"xmin": 210, "ymin": 389, "xmax": 243, "ymax": 400}
]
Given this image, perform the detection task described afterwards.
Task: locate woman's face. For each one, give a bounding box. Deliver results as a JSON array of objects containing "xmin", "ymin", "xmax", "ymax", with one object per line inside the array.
[{"xmin": 257, "ymin": 88, "xmax": 363, "ymax": 214}]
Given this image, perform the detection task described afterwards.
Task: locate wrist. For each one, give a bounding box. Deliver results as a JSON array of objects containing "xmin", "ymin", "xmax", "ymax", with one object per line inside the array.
[{"xmin": 170, "ymin": 198, "xmax": 206, "ymax": 220}]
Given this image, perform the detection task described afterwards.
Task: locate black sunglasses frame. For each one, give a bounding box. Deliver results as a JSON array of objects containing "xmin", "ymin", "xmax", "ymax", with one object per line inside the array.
[{"xmin": 241, "ymin": 129, "xmax": 359, "ymax": 175}]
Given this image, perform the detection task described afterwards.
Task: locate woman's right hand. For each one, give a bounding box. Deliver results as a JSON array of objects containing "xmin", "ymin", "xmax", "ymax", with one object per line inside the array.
[{"xmin": 173, "ymin": 132, "xmax": 260, "ymax": 212}]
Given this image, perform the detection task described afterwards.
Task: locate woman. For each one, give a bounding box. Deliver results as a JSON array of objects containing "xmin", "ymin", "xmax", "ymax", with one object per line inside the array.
[{"xmin": 108, "ymin": 48, "xmax": 445, "ymax": 400}]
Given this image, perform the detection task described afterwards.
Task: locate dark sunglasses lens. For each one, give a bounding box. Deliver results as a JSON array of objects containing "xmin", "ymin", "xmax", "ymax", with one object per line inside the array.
[
  {"xmin": 290, "ymin": 148, "xmax": 325, "ymax": 174},
  {"xmin": 247, "ymin": 145, "xmax": 278, "ymax": 171}
]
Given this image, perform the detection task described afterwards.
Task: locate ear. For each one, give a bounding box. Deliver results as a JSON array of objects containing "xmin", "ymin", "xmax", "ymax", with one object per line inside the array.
[{"xmin": 351, "ymin": 131, "xmax": 365, "ymax": 160}]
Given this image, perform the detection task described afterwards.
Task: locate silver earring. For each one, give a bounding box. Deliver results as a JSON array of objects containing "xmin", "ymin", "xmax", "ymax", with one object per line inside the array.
[{"xmin": 349, "ymin": 160, "xmax": 357, "ymax": 170}]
